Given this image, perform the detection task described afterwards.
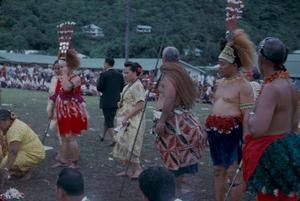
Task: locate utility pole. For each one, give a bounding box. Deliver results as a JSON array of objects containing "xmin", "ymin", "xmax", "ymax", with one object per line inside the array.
[{"xmin": 124, "ymin": 0, "xmax": 130, "ymax": 61}]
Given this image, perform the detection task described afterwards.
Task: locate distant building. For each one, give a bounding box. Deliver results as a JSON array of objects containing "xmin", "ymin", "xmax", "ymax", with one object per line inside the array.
[
  {"xmin": 24, "ymin": 50, "xmax": 40, "ymax": 55},
  {"xmin": 286, "ymin": 53, "xmax": 300, "ymax": 78},
  {"xmin": 184, "ymin": 48, "xmax": 203, "ymax": 57},
  {"xmin": 136, "ymin": 25, "xmax": 152, "ymax": 33},
  {"xmin": 82, "ymin": 24, "xmax": 104, "ymax": 38},
  {"xmin": 0, "ymin": 52, "xmax": 205, "ymax": 75},
  {"xmin": 293, "ymin": 50, "xmax": 300, "ymax": 54}
]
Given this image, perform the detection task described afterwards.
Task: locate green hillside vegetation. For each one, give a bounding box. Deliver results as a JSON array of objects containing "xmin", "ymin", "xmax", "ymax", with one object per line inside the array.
[{"xmin": 0, "ymin": 0, "xmax": 299, "ymax": 65}]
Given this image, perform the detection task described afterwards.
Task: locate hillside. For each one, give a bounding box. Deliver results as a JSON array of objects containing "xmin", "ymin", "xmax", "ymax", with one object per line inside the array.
[{"xmin": 0, "ymin": 0, "xmax": 299, "ymax": 65}]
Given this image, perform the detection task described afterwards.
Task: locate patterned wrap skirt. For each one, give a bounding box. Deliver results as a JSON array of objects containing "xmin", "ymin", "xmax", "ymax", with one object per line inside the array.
[{"xmin": 153, "ymin": 108, "xmax": 204, "ymax": 175}]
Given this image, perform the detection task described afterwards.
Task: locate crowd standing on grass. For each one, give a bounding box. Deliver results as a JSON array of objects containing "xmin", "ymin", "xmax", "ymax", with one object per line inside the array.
[{"xmin": 0, "ymin": 63, "xmax": 218, "ymax": 103}]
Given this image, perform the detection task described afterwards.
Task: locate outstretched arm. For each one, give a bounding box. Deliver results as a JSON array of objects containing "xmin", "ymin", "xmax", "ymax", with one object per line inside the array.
[
  {"xmin": 4, "ymin": 141, "xmax": 21, "ymax": 170},
  {"xmin": 60, "ymin": 75, "xmax": 81, "ymax": 92}
]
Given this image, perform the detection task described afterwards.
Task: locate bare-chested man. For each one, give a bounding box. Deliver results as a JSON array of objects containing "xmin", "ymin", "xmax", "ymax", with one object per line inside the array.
[
  {"xmin": 243, "ymin": 37, "xmax": 300, "ymax": 201},
  {"xmin": 154, "ymin": 47, "xmax": 205, "ymax": 195},
  {"xmin": 205, "ymin": 30, "xmax": 255, "ymax": 201}
]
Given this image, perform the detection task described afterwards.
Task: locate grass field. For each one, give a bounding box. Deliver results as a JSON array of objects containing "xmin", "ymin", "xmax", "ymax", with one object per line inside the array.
[{"xmin": 0, "ymin": 88, "xmax": 254, "ymax": 201}]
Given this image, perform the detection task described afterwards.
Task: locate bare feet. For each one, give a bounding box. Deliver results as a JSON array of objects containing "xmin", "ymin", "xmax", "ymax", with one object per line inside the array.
[
  {"xmin": 176, "ymin": 188, "xmax": 192, "ymax": 197},
  {"xmin": 130, "ymin": 169, "xmax": 142, "ymax": 180},
  {"xmin": 51, "ymin": 160, "xmax": 68, "ymax": 168},
  {"xmin": 69, "ymin": 161, "xmax": 79, "ymax": 169},
  {"xmin": 109, "ymin": 141, "xmax": 116, "ymax": 147},
  {"xmin": 116, "ymin": 170, "xmax": 132, "ymax": 177}
]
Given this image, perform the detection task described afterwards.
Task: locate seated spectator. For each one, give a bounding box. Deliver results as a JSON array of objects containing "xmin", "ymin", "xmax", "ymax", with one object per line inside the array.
[
  {"xmin": 56, "ymin": 168, "xmax": 89, "ymax": 201},
  {"xmin": 138, "ymin": 166, "xmax": 177, "ymax": 201}
]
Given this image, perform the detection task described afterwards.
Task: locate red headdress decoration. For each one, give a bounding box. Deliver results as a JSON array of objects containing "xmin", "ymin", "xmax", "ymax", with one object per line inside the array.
[
  {"xmin": 57, "ymin": 21, "xmax": 76, "ymax": 61},
  {"xmin": 226, "ymin": 0, "xmax": 244, "ymax": 32}
]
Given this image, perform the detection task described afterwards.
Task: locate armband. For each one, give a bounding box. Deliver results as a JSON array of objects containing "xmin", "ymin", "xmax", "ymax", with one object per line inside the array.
[{"xmin": 240, "ymin": 103, "xmax": 254, "ymax": 110}]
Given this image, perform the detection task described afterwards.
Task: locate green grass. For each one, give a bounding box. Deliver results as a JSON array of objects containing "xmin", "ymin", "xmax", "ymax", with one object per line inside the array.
[
  {"xmin": 1, "ymin": 88, "xmax": 211, "ymax": 133},
  {"xmin": 0, "ymin": 88, "xmax": 216, "ymax": 201}
]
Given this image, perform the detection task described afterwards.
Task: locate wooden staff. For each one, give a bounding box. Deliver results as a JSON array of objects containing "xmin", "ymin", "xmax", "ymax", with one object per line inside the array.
[{"xmin": 119, "ymin": 20, "xmax": 170, "ymax": 197}]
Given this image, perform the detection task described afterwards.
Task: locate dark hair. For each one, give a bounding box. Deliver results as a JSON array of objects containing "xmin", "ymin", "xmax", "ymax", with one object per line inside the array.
[
  {"xmin": 258, "ymin": 37, "xmax": 288, "ymax": 71},
  {"xmin": 0, "ymin": 109, "xmax": 14, "ymax": 121},
  {"xmin": 66, "ymin": 49, "xmax": 80, "ymax": 69},
  {"xmin": 53, "ymin": 60, "xmax": 59, "ymax": 65},
  {"xmin": 105, "ymin": 58, "xmax": 115, "ymax": 67},
  {"xmin": 124, "ymin": 61, "xmax": 133, "ymax": 67},
  {"xmin": 138, "ymin": 166, "xmax": 175, "ymax": 201},
  {"xmin": 56, "ymin": 168, "xmax": 84, "ymax": 196},
  {"xmin": 252, "ymin": 69, "xmax": 260, "ymax": 80},
  {"xmin": 125, "ymin": 62, "xmax": 143, "ymax": 76}
]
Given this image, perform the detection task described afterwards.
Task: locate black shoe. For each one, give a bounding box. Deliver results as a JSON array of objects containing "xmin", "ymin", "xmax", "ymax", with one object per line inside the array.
[{"xmin": 109, "ymin": 141, "xmax": 116, "ymax": 147}]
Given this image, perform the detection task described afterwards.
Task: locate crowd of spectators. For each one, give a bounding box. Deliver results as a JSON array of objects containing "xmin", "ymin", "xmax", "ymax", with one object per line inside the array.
[{"xmin": 0, "ymin": 63, "xmax": 217, "ymax": 103}]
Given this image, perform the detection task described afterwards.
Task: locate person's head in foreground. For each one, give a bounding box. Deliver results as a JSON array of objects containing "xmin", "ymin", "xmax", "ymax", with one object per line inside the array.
[
  {"xmin": 56, "ymin": 168, "xmax": 85, "ymax": 201},
  {"xmin": 162, "ymin": 47, "xmax": 180, "ymax": 64},
  {"xmin": 0, "ymin": 109, "xmax": 16, "ymax": 132},
  {"xmin": 257, "ymin": 37, "xmax": 288, "ymax": 76},
  {"xmin": 138, "ymin": 166, "xmax": 176, "ymax": 201}
]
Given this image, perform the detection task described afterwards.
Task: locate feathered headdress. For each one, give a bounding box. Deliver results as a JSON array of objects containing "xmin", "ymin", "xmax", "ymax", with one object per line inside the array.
[
  {"xmin": 219, "ymin": 1, "xmax": 256, "ymax": 70},
  {"xmin": 56, "ymin": 22, "xmax": 80, "ymax": 69},
  {"xmin": 57, "ymin": 21, "xmax": 76, "ymax": 61},
  {"xmin": 219, "ymin": 29, "xmax": 256, "ymax": 70},
  {"xmin": 226, "ymin": 0, "xmax": 244, "ymax": 32}
]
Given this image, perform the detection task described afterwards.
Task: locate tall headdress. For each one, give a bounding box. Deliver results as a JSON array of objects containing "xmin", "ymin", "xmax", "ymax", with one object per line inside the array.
[
  {"xmin": 219, "ymin": 1, "xmax": 255, "ymax": 70},
  {"xmin": 225, "ymin": 0, "xmax": 244, "ymax": 32},
  {"xmin": 57, "ymin": 22, "xmax": 76, "ymax": 61}
]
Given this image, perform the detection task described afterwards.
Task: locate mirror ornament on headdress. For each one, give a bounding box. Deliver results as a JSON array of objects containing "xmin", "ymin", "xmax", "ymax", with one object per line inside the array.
[{"xmin": 57, "ymin": 21, "xmax": 76, "ymax": 60}]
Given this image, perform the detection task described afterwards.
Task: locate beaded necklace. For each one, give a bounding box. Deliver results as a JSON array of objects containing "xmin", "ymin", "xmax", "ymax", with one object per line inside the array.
[
  {"xmin": 258, "ymin": 70, "xmax": 289, "ymax": 98},
  {"xmin": 223, "ymin": 74, "xmax": 241, "ymax": 84}
]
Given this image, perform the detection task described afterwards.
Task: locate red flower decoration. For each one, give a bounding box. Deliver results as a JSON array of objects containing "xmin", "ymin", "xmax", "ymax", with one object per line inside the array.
[
  {"xmin": 10, "ymin": 112, "xmax": 17, "ymax": 120},
  {"xmin": 257, "ymin": 70, "xmax": 289, "ymax": 98}
]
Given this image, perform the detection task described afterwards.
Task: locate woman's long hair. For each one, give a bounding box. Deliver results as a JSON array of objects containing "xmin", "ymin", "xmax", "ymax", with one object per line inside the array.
[
  {"xmin": 66, "ymin": 48, "xmax": 80, "ymax": 69},
  {"xmin": 160, "ymin": 62, "xmax": 197, "ymax": 109}
]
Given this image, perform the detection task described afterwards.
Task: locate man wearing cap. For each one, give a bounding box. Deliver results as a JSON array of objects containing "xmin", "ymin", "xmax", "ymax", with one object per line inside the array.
[
  {"xmin": 243, "ymin": 37, "xmax": 300, "ymax": 201},
  {"xmin": 205, "ymin": 30, "xmax": 255, "ymax": 201}
]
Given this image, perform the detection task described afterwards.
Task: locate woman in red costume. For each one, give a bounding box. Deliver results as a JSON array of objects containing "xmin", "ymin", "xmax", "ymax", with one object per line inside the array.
[{"xmin": 49, "ymin": 49, "xmax": 88, "ymax": 168}]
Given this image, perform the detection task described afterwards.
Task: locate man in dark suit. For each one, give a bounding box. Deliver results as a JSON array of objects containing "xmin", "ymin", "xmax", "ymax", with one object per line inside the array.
[{"xmin": 97, "ymin": 58, "xmax": 124, "ymax": 146}]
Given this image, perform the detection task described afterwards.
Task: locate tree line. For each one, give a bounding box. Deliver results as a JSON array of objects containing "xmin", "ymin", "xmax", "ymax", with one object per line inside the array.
[{"xmin": 0, "ymin": 0, "xmax": 299, "ymax": 65}]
